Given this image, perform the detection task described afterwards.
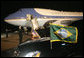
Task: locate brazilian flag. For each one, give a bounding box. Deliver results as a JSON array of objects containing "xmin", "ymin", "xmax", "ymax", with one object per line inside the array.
[{"xmin": 50, "ymin": 23, "xmax": 78, "ymax": 43}]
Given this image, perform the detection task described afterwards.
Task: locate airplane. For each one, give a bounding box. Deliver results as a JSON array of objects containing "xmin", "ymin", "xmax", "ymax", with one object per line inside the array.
[
  {"xmin": 3, "ymin": 8, "xmax": 83, "ymax": 57},
  {"xmin": 4, "ymin": 8, "xmax": 83, "ymax": 41}
]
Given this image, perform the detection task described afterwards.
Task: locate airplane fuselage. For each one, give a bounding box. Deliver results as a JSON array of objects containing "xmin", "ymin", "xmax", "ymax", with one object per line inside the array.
[{"xmin": 4, "ymin": 8, "xmax": 83, "ymax": 30}]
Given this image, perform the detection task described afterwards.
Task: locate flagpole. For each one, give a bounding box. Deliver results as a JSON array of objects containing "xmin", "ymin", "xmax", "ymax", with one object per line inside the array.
[
  {"xmin": 50, "ymin": 30, "xmax": 52, "ymax": 50},
  {"xmin": 50, "ymin": 40, "xmax": 52, "ymax": 50},
  {"xmin": 49, "ymin": 23, "xmax": 52, "ymax": 50}
]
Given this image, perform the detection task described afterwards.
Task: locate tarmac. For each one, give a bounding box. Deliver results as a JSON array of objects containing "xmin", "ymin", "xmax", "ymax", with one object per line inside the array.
[
  {"xmin": 1, "ymin": 32, "xmax": 32, "ymax": 51},
  {"xmin": 1, "ymin": 32, "xmax": 50, "ymax": 51}
]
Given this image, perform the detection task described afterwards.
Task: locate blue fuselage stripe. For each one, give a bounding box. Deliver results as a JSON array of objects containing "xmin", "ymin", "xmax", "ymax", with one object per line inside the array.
[{"xmin": 5, "ymin": 8, "xmax": 83, "ymax": 20}]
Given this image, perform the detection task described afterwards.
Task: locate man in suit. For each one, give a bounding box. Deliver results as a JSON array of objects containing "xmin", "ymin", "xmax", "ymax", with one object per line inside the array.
[{"xmin": 18, "ymin": 26, "xmax": 23, "ymax": 44}]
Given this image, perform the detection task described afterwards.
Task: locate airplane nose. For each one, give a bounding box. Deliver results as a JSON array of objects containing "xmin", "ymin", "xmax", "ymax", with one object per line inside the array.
[
  {"xmin": 4, "ymin": 19, "xmax": 15, "ymax": 25},
  {"xmin": 4, "ymin": 19, "xmax": 10, "ymax": 23},
  {"xmin": 4, "ymin": 18, "xmax": 28, "ymax": 26}
]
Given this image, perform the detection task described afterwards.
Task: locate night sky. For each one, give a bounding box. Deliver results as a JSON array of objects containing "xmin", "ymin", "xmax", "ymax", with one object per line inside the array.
[{"xmin": 1, "ymin": 1, "xmax": 83, "ymax": 33}]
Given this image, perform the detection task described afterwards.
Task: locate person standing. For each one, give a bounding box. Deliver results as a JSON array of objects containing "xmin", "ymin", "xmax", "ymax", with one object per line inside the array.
[
  {"xmin": 18, "ymin": 26, "xmax": 23, "ymax": 44},
  {"xmin": 6, "ymin": 29, "xmax": 8, "ymax": 38}
]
